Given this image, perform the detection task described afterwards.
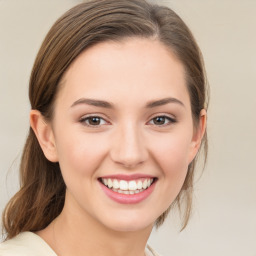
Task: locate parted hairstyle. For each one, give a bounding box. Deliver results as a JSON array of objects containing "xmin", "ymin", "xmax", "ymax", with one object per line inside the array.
[{"xmin": 2, "ymin": 0, "xmax": 208, "ymax": 240}]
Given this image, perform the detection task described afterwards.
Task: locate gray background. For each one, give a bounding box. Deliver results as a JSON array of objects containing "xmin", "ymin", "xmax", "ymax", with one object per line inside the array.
[{"xmin": 0, "ymin": 0, "xmax": 256, "ymax": 255}]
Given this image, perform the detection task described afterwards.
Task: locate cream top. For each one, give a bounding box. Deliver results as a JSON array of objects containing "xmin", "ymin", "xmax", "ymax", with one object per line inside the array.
[{"xmin": 0, "ymin": 232, "xmax": 161, "ymax": 256}]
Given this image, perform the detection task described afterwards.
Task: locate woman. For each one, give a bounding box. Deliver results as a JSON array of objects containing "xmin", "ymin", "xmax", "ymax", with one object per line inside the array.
[{"xmin": 0, "ymin": 0, "xmax": 208, "ymax": 255}]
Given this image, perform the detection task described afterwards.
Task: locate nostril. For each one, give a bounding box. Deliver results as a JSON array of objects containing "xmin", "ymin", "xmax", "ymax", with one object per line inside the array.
[{"xmin": 121, "ymin": 160, "xmax": 144, "ymax": 169}]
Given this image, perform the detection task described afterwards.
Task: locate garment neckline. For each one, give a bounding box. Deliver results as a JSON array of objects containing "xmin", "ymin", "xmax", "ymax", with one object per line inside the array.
[
  {"xmin": 17, "ymin": 231, "xmax": 158, "ymax": 256},
  {"xmin": 19, "ymin": 231, "xmax": 58, "ymax": 255}
]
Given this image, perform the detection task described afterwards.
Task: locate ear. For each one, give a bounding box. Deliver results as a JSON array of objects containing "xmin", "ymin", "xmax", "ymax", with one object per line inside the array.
[
  {"xmin": 30, "ymin": 110, "xmax": 58, "ymax": 162},
  {"xmin": 188, "ymin": 109, "xmax": 207, "ymax": 163}
]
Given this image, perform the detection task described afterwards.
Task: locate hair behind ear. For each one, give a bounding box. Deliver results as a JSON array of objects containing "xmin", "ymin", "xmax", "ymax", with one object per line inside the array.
[{"xmin": 2, "ymin": 129, "xmax": 65, "ymax": 240}]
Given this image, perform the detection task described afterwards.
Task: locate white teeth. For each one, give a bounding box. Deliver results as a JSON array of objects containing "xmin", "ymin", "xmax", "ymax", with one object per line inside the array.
[
  {"xmin": 107, "ymin": 179, "xmax": 113, "ymax": 188},
  {"xmin": 113, "ymin": 179, "xmax": 119, "ymax": 189},
  {"xmin": 102, "ymin": 178, "xmax": 154, "ymax": 193},
  {"xmin": 128, "ymin": 180, "xmax": 137, "ymax": 191},
  {"xmin": 116, "ymin": 189, "xmax": 145, "ymax": 194},
  {"xmin": 119, "ymin": 180, "xmax": 128, "ymax": 190},
  {"xmin": 142, "ymin": 180, "xmax": 148, "ymax": 189},
  {"xmin": 137, "ymin": 180, "xmax": 142, "ymax": 189}
]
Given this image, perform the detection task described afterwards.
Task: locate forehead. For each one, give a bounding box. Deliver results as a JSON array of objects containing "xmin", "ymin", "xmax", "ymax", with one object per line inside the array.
[{"xmin": 57, "ymin": 37, "xmax": 190, "ymax": 109}]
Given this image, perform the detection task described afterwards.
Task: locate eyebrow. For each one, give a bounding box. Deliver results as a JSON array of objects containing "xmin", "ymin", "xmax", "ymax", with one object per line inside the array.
[
  {"xmin": 70, "ymin": 97, "xmax": 184, "ymax": 109},
  {"xmin": 71, "ymin": 98, "xmax": 114, "ymax": 108},
  {"xmin": 145, "ymin": 97, "xmax": 184, "ymax": 108}
]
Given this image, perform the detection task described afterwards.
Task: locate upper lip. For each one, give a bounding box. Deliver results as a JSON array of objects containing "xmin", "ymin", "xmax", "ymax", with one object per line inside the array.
[{"xmin": 99, "ymin": 174, "xmax": 156, "ymax": 181}]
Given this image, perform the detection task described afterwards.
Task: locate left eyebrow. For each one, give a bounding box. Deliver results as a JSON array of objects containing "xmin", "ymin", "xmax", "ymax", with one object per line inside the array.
[{"xmin": 145, "ymin": 97, "xmax": 185, "ymax": 108}]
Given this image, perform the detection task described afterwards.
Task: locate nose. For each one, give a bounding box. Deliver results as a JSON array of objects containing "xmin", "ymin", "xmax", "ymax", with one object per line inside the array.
[{"xmin": 110, "ymin": 122, "xmax": 148, "ymax": 169}]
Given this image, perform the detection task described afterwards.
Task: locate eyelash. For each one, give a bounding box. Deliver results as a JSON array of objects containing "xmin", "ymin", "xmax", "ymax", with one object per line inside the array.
[{"xmin": 79, "ymin": 115, "xmax": 176, "ymax": 127}]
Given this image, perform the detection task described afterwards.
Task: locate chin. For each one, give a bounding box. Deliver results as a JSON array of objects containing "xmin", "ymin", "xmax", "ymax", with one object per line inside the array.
[
  {"xmin": 108, "ymin": 222, "xmax": 153, "ymax": 233},
  {"xmin": 100, "ymin": 212, "xmax": 155, "ymax": 233}
]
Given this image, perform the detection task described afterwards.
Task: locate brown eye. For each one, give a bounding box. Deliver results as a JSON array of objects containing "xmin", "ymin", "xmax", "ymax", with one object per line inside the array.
[
  {"xmin": 88, "ymin": 117, "xmax": 101, "ymax": 125},
  {"xmin": 80, "ymin": 116, "xmax": 107, "ymax": 127},
  {"xmin": 153, "ymin": 116, "xmax": 166, "ymax": 125},
  {"xmin": 149, "ymin": 115, "xmax": 176, "ymax": 126}
]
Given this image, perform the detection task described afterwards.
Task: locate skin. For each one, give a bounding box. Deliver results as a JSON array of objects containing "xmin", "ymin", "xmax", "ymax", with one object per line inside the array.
[{"xmin": 31, "ymin": 37, "xmax": 206, "ymax": 256}]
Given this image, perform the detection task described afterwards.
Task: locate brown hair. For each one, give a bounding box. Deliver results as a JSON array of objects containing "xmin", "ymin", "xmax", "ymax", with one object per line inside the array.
[{"xmin": 2, "ymin": 0, "xmax": 208, "ymax": 239}]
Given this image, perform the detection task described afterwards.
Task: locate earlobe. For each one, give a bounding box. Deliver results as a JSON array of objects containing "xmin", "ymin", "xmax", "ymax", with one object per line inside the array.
[
  {"xmin": 30, "ymin": 110, "xmax": 58, "ymax": 162},
  {"xmin": 189, "ymin": 109, "xmax": 207, "ymax": 163}
]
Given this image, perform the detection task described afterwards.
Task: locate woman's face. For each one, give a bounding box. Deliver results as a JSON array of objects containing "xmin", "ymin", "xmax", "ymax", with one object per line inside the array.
[{"xmin": 47, "ymin": 38, "xmax": 202, "ymax": 232}]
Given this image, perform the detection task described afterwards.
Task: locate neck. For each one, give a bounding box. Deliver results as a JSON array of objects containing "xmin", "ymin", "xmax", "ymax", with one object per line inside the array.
[{"xmin": 39, "ymin": 194, "xmax": 153, "ymax": 256}]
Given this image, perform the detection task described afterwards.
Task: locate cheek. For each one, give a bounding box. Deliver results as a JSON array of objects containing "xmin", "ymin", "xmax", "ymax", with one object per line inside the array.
[
  {"xmin": 149, "ymin": 130, "xmax": 192, "ymax": 190},
  {"xmin": 152, "ymin": 132, "xmax": 192, "ymax": 170},
  {"xmin": 54, "ymin": 129, "xmax": 109, "ymax": 180}
]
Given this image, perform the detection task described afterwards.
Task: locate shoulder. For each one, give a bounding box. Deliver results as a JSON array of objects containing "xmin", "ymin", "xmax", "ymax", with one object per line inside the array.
[{"xmin": 0, "ymin": 232, "xmax": 57, "ymax": 256}]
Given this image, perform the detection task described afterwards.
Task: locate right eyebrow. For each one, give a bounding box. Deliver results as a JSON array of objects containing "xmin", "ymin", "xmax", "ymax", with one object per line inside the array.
[{"xmin": 70, "ymin": 98, "xmax": 114, "ymax": 109}]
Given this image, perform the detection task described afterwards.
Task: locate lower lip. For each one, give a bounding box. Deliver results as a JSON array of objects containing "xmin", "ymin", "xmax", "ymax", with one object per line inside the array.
[{"xmin": 99, "ymin": 181, "xmax": 156, "ymax": 204}]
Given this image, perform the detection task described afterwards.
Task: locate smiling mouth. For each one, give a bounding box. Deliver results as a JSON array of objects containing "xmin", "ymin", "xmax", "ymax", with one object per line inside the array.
[{"xmin": 99, "ymin": 177, "xmax": 157, "ymax": 195}]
